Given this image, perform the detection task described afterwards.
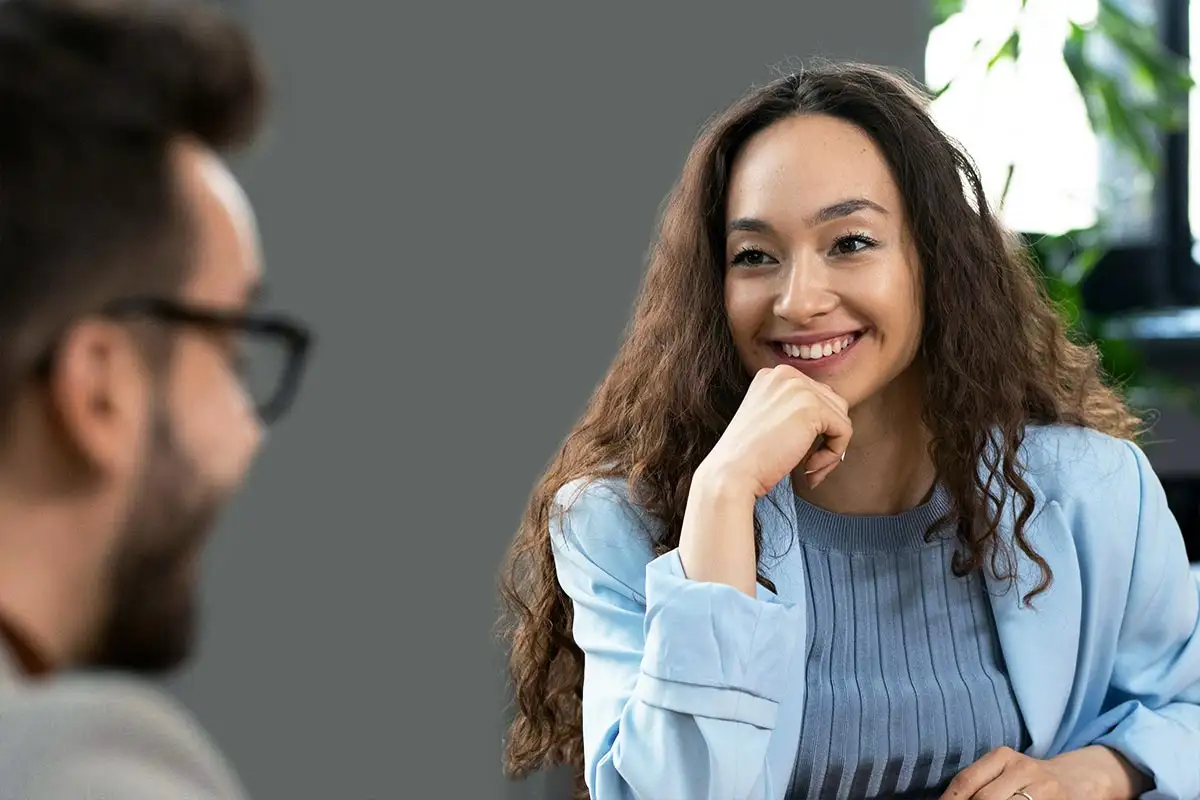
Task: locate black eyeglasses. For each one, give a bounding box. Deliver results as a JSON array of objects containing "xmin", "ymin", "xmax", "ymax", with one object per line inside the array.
[{"xmin": 96, "ymin": 296, "xmax": 313, "ymax": 425}]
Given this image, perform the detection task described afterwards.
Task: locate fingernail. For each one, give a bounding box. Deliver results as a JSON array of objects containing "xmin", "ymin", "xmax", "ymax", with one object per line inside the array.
[{"xmin": 840, "ymin": 451, "xmax": 846, "ymax": 461}]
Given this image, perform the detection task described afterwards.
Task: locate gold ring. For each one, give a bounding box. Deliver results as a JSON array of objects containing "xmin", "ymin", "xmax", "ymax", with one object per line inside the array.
[{"xmin": 1013, "ymin": 791, "xmax": 1034, "ymax": 800}]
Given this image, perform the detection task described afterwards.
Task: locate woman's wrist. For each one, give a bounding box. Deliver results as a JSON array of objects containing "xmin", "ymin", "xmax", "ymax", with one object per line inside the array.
[
  {"xmin": 679, "ymin": 464, "xmax": 760, "ymax": 596},
  {"xmin": 690, "ymin": 461, "xmax": 759, "ymax": 508},
  {"xmin": 1047, "ymin": 745, "xmax": 1149, "ymax": 800}
]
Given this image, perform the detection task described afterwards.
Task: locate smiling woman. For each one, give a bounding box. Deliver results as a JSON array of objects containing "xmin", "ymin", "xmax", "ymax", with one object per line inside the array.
[
  {"xmin": 499, "ymin": 63, "xmax": 1200, "ymax": 800},
  {"xmin": 723, "ymin": 116, "xmax": 923, "ymax": 430}
]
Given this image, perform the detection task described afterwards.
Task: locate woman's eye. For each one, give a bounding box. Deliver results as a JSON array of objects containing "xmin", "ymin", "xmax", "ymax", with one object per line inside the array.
[
  {"xmin": 831, "ymin": 234, "xmax": 877, "ymax": 256},
  {"xmin": 731, "ymin": 248, "xmax": 775, "ymax": 267}
]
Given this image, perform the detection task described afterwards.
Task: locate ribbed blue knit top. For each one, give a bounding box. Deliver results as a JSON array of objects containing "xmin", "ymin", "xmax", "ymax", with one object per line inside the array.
[{"xmin": 785, "ymin": 484, "xmax": 1030, "ymax": 799}]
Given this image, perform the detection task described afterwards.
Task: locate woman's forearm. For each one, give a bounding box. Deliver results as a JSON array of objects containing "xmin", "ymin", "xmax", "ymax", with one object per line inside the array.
[{"xmin": 678, "ymin": 467, "xmax": 760, "ymax": 596}]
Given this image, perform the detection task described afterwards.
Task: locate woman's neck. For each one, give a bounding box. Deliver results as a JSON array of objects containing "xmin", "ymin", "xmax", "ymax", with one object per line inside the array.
[{"xmin": 792, "ymin": 368, "xmax": 935, "ymax": 516}]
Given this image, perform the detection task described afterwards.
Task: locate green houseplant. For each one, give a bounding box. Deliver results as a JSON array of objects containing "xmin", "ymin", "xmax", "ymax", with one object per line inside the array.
[{"xmin": 929, "ymin": 0, "xmax": 1194, "ymax": 407}]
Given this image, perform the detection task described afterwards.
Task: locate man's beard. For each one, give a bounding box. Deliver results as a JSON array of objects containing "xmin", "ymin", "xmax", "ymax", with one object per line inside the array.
[{"xmin": 85, "ymin": 404, "xmax": 222, "ymax": 674}]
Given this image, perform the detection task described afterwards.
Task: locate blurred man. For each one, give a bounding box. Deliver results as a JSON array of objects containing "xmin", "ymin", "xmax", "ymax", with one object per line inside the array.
[{"xmin": 0, "ymin": 1, "xmax": 311, "ymax": 797}]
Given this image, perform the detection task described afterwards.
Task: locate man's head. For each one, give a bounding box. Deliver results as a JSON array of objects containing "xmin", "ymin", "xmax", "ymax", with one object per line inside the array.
[{"xmin": 0, "ymin": 0, "xmax": 310, "ymax": 674}]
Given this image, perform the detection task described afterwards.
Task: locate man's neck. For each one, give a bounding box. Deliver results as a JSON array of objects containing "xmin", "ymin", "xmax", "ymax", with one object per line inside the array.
[
  {"xmin": 0, "ymin": 613, "xmax": 52, "ymax": 677},
  {"xmin": 0, "ymin": 494, "xmax": 114, "ymax": 673}
]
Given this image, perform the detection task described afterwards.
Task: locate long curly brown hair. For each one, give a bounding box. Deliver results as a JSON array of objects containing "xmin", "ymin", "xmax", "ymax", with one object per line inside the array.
[{"xmin": 499, "ymin": 62, "xmax": 1142, "ymax": 797}]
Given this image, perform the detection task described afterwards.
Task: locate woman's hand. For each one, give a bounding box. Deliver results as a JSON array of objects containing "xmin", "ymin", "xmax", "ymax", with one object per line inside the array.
[
  {"xmin": 679, "ymin": 365, "xmax": 852, "ymax": 595},
  {"xmin": 698, "ymin": 364, "xmax": 853, "ymax": 497},
  {"xmin": 940, "ymin": 745, "xmax": 1149, "ymax": 800}
]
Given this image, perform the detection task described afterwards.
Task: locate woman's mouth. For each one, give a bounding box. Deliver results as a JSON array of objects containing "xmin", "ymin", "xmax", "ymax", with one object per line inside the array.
[{"xmin": 771, "ymin": 330, "xmax": 866, "ymax": 369}]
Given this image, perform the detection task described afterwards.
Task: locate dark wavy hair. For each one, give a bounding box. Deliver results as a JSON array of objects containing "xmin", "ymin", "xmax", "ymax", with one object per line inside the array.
[
  {"xmin": 499, "ymin": 62, "xmax": 1141, "ymax": 797},
  {"xmin": 0, "ymin": 0, "xmax": 266, "ymax": 419}
]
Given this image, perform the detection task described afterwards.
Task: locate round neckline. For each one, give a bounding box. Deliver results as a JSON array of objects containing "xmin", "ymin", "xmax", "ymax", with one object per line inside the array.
[{"xmin": 790, "ymin": 482, "xmax": 954, "ymax": 553}]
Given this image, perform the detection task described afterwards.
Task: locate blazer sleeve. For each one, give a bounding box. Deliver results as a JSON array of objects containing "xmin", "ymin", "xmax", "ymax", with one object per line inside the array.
[
  {"xmin": 1089, "ymin": 442, "xmax": 1200, "ymax": 800},
  {"xmin": 0, "ymin": 676, "xmax": 248, "ymax": 800},
  {"xmin": 550, "ymin": 479, "xmax": 804, "ymax": 800}
]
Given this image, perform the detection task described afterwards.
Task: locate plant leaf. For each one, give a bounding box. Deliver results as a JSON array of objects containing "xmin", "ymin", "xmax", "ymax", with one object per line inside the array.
[
  {"xmin": 1095, "ymin": 328, "xmax": 1144, "ymax": 385},
  {"xmin": 1096, "ymin": 0, "xmax": 1193, "ymax": 100},
  {"xmin": 1061, "ymin": 243, "xmax": 1105, "ymax": 286},
  {"xmin": 931, "ymin": 0, "xmax": 966, "ymax": 27},
  {"xmin": 1101, "ymin": 35, "xmax": 1192, "ymax": 99},
  {"xmin": 1063, "ymin": 24, "xmax": 1103, "ymax": 128},
  {"xmin": 1095, "ymin": 75, "xmax": 1159, "ymax": 173},
  {"xmin": 998, "ymin": 163, "xmax": 1016, "ymax": 211},
  {"xmin": 987, "ymin": 31, "xmax": 1021, "ymax": 70}
]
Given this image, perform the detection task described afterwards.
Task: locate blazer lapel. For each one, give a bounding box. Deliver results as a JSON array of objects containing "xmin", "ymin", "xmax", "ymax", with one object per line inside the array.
[{"xmin": 983, "ymin": 479, "xmax": 1081, "ymax": 757}]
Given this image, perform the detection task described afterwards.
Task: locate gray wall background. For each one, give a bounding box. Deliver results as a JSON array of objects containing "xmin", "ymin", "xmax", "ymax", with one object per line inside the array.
[{"xmin": 163, "ymin": 2, "xmax": 931, "ymax": 798}]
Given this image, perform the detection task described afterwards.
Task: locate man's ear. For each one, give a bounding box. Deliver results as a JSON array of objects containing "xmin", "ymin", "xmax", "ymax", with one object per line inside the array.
[{"xmin": 45, "ymin": 320, "xmax": 150, "ymax": 478}]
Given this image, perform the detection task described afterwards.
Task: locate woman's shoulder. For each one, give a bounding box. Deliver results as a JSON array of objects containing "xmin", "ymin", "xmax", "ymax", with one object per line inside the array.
[
  {"xmin": 1016, "ymin": 426, "xmax": 1172, "ymax": 590},
  {"xmin": 549, "ymin": 475, "xmax": 662, "ymax": 578},
  {"xmin": 552, "ymin": 475, "xmax": 649, "ymax": 533},
  {"xmin": 553, "ymin": 474, "xmax": 632, "ymax": 510},
  {"xmin": 1018, "ymin": 423, "xmax": 1149, "ymax": 514},
  {"xmin": 1020, "ymin": 423, "xmax": 1139, "ymax": 476}
]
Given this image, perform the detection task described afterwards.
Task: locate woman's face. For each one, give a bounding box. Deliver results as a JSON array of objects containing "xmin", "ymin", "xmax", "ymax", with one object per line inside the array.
[{"xmin": 723, "ymin": 113, "xmax": 923, "ymax": 410}]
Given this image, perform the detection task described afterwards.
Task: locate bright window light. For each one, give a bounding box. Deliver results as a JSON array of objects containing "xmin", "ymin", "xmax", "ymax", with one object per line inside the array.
[{"xmin": 925, "ymin": 0, "xmax": 1102, "ymax": 235}]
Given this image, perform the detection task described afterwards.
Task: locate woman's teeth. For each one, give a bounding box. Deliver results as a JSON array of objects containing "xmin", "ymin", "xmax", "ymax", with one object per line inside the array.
[{"xmin": 781, "ymin": 333, "xmax": 857, "ymax": 360}]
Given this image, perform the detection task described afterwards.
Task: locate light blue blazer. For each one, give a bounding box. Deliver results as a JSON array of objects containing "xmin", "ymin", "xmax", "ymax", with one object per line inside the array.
[{"xmin": 550, "ymin": 425, "xmax": 1200, "ymax": 799}]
